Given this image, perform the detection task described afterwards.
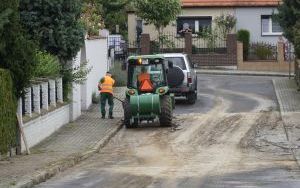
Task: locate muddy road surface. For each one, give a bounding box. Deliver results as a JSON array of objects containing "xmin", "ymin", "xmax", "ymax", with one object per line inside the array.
[{"xmin": 36, "ymin": 75, "xmax": 300, "ymax": 188}]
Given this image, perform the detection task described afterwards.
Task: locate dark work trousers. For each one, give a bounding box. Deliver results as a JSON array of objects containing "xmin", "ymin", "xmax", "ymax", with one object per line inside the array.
[{"xmin": 100, "ymin": 92, "xmax": 114, "ymax": 117}]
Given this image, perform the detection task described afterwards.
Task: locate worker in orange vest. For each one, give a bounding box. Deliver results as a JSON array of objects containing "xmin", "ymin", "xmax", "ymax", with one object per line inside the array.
[
  {"xmin": 138, "ymin": 66, "xmax": 150, "ymax": 82},
  {"xmin": 98, "ymin": 72, "xmax": 115, "ymax": 119},
  {"xmin": 138, "ymin": 66, "xmax": 153, "ymax": 92}
]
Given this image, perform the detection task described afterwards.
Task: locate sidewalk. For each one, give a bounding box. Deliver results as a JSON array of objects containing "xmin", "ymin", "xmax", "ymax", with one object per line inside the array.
[
  {"xmin": 197, "ymin": 69, "xmax": 292, "ymax": 77},
  {"xmin": 273, "ymin": 79, "xmax": 300, "ymax": 166},
  {"xmin": 0, "ymin": 87, "xmax": 126, "ymax": 188}
]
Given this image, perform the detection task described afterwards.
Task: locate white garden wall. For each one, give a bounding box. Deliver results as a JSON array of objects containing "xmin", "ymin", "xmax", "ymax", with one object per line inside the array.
[
  {"xmin": 70, "ymin": 50, "xmax": 83, "ymax": 121},
  {"xmin": 81, "ymin": 38, "xmax": 108, "ymax": 110},
  {"xmin": 19, "ymin": 38, "xmax": 108, "ymax": 152},
  {"xmin": 21, "ymin": 105, "xmax": 70, "ymax": 152}
]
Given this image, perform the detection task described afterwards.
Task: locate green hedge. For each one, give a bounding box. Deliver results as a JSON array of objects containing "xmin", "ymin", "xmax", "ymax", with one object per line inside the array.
[
  {"xmin": 237, "ymin": 29, "xmax": 250, "ymax": 60},
  {"xmin": 0, "ymin": 69, "xmax": 17, "ymax": 155}
]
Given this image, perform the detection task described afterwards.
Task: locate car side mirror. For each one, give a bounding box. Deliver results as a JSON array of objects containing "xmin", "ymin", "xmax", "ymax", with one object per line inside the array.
[
  {"xmin": 168, "ymin": 61, "xmax": 174, "ymax": 69},
  {"xmin": 193, "ymin": 63, "xmax": 198, "ymax": 68}
]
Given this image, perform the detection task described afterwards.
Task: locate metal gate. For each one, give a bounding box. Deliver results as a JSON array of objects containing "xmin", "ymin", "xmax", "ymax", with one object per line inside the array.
[{"xmin": 107, "ymin": 39, "xmax": 141, "ymax": 86}]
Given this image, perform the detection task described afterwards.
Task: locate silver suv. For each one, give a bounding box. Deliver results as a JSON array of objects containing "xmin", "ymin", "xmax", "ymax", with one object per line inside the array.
[{"xmin": 161, "ymin": 53, "xmax": 198, "ymax": 104}]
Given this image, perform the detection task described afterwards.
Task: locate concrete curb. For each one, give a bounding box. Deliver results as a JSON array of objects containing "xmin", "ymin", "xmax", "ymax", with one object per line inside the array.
[
  {"xmin": 272, "ymin": 79, "xmax": 300, "ymax": 168},
  {"xmin": 13, "ymin": 121, "xmax": 123, "ymax": 188},
  {"xmin": 197, "ymin": 70, "xmax": 292, "ymax": 77},
  {"xmin": 272, "ymin": 79, "xmax": 285, "ymax": 115}
]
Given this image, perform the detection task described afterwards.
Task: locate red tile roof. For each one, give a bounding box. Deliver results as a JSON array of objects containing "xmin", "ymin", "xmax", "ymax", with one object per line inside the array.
[{"xmin": 182, "ymin": 0, "xmax": 281, "ymax": 7}]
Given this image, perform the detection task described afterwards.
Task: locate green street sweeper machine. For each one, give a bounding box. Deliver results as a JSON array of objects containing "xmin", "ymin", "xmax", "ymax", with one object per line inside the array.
[{"xmin": 123, "ymin": 55, "xmax": 175, "ymax": 128}]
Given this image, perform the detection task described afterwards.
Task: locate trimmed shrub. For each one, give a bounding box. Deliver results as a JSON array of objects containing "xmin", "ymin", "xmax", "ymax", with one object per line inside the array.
[
  {"xmin": 247, "ymin": 42, "xmax": 277, "ymax": 61},
  {"xmin": 237, "ymin": 29, "xmax": 250, "ymax": 60},
  {"xmin": 33, "ymin": 51, "xmax": 61, "ymax": 78},
  {"xmin": 0, "ymin": 69, "xmax": 17, "ymax": 155},
  {"xmin": 251, "ymin": 42, "xmax": 274, "ymax": 60}
]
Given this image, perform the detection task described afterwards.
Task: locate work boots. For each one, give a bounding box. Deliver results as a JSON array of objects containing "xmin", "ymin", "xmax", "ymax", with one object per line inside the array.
[{"xmin": 101, "ymin": 113, "xmax": 113, "ymax": 119}]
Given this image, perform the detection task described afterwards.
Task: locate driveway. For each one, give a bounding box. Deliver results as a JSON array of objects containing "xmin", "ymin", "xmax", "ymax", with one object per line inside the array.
[{"xmin": 36, "ymin": 75, "xmax": 300, "ymax": 188}]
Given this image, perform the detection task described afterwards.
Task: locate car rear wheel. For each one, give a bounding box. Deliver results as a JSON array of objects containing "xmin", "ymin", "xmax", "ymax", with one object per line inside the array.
[{"xmin": 187, "ymin": 92, "xmax": 197, "ymax": 104}]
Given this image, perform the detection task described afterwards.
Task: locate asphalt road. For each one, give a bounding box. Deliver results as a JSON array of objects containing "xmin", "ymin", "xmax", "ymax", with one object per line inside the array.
[
  {"xmin": 36, "ymin": 75, "xmax": 300, "ymax": 188},
  {"xmin": 174, "ymin": 75, "xmax": 278, "ymax": 114}
]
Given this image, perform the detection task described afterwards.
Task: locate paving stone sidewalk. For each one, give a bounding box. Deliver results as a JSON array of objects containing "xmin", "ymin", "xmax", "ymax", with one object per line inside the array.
[
  {"xmin": 0, "ymin": 87, "xmax": 126, "ymax": 188},
  {"xmin": 273, "ymin": 78, "xmax": 300, "ymax": 166}
]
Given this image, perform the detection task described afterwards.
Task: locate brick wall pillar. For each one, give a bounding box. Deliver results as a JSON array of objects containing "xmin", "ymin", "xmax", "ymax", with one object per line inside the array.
[
  {"xmin": 56, "ymin": 77, "xmax": 63, "ymax": 103},
  {"xmin": 49, "ymin": 79, "xmax": 56, "ymax": 107},
  {"xmin": 32, "ymin": 84, "xmax": 41, "ymax": 114},
  {"xmin": 140, "ymin": 33, "xmax": 150, "ymax": 55},
  {"xmin": 184, "ymin": 32, "xmax": 192, "ymax": 55},
  {"xmin": 24, "ymin": 87, "xmax": 32, "ymax": 117},
  {"xmin": 227, "ymin": 34, "xmax": 237, "ymax": 54},
  {"xmin": 41, "ymin": 82, "xmax": 49, "ymax": 111},
  {"xmin": 237, "ymin": 41, "xmax": 244, "ymax": 67},
  {"xmin": 277, "ymin": 42, "xmax": 285, "ymax": 64},
  {"xmin": 227, "ymin": 34, "xmax": 237, "ymax": 65},
  {"xmin": 17, "ymin": 98, "xmax": 22, "ymax": 117}
]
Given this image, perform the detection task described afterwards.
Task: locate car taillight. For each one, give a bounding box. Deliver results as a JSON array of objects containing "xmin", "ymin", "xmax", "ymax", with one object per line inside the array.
[{"xmin": 187, "ymin": 72, "xmax": 192, "ymax": 84}]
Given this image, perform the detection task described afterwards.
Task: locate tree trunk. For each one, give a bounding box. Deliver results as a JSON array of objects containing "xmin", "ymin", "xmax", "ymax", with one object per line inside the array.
[{"xmin": 158, "ymin": 26, "xmax": 164, "ymax": 52}]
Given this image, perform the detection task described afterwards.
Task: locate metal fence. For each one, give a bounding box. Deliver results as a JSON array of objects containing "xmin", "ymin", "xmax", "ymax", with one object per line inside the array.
[
  {"xmin": 150, "ymin": 33, "xmax": 185, "ymax": 54},
  {"xmin": 248, "ymin": 42, "xmax": 277, "ymax": 61},
  {"xmin": 192, "ymin": 38, "xmax": 227, "ymax": 54},
  {"xmin": 126, "ymin": 40, "xmax": 141, "ymax": 57},
  {"xmin": 108, "ymin": 38, "xmax": 141, "ymax": 61}
]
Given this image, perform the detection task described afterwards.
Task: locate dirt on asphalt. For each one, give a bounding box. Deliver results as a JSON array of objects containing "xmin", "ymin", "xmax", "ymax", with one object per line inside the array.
[
  {"xmin": 36, "ymin": 107, "xmax": 300, "ymax": 188},
  {"xmin": 36, "ymin": 76, "xmax": 300, "ymax": 188}
]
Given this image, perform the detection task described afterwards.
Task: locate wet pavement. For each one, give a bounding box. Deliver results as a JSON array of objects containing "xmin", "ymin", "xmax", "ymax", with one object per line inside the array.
[{"xmin": 35, "ymin": 75, "xmax": 300, "ymax": 188}]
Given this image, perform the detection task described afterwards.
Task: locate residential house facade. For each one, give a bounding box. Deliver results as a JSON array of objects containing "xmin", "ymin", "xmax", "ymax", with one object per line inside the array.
[{"xmin": 128, "ymin": 0, "xmax": 282, "ymax": 44}]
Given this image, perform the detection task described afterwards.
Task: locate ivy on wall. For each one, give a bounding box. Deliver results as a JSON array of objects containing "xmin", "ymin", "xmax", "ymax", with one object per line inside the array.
[{"xmin": 0, "ymin": 69, "xmax": 17, "ymax": 155}]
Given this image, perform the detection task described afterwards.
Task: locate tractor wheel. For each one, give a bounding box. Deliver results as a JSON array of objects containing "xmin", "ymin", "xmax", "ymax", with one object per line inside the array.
[
  {"xmin": 159, "ymin": 96, "xmax": 173, "ymax": 127},
  {"xmin": 124, "ymin": 98, "xmax": 137, "ymax": 128},
  {"xmin": 187, "ymin": 92, "xmax": 197, "ymax": 104}
]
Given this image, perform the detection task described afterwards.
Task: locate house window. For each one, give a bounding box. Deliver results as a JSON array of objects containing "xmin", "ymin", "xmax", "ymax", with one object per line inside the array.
[
  {"xmin": 261, "ymin": 15, "xmax": 283, "ymax": 36},
  {"xmin": 177, "ymin": 17, "xmax": 212, "ymax": 35}
]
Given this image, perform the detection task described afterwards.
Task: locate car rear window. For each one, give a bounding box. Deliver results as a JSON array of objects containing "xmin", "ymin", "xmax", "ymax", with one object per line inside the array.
[{"xmin": 165, "ymin": 57, "xmax": 186, "ymax": 70}]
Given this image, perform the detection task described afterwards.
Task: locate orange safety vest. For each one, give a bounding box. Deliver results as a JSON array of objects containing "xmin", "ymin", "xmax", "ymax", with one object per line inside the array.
[
  {"xmin": 138, "ymin": 73, "xmax": 150, "ymax": 83},
  {"xmin": 99, "ymin": 76, "xmax": 115, "ymax": 94}
]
